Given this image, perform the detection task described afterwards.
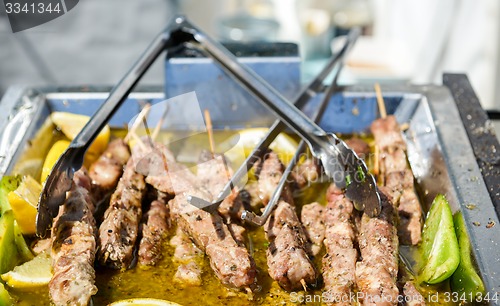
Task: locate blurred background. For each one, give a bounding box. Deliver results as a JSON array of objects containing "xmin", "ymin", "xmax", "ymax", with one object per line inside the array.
[{"xmin": 0, "ymin": 0, "xmax": 499, "ymax": 116}]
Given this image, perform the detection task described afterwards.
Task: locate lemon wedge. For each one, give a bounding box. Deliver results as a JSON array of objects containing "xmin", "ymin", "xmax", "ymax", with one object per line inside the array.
[
  {"xmin": 51, "ymin": 112, "xmax": 110, "ymax": 156},
  {"xmin": 220, "ymin": 128, "xmax": 298, "ymax": 167},
  {"xmin": 41, "ymin": 140, "xmax": 71, "ymax": 182},
  {"xmin": 108, "ymin": 298, "xmax": 183, "ymax": 306},
  {"xmin": 7, "ymin": 175, "xmax": 41, "ymax": 235},
  {"xmin": 1, "ymin": 252, "xmax": 52, "ymax": 289}
]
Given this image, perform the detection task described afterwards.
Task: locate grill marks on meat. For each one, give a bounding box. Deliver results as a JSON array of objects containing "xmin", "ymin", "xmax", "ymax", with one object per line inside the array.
[
  {"xmin": 197, "ymin": 150, "xmax": 246, "ymax": 222},
  {"xmin": 265, "ymin": 200, "xmax": 317, "ymax": 291},
  {"xmin": 322, "ymin": 184, "xmax": 358, "ymax": 305},
  {"xmin": 371, "ymin": 116, "xmax": 423, "ymax": 245},
  {"xmin": 170, "ymin": 227, "xmax": 203, "ymax": 286},
  {"xmin": 356, "ymin": 189, "xmax": 399, "ymax": 306},
  {"xmin": 138, "ymin": 199, "xmax": 170, "ymax": 266},
  {"xmin": 300, "ymin": 202, "xmax": 325, "ymax": 256},
  {"xmin": 89, "ymin": 139, "xmax": 131, "ymax": 198},
  {"xmin": 170, "ymin": 194, "xmax": 257, "ymax": 288},
  {"xmin": 254, "ymin": 150, "xmax": 293, "ymax": 205},
  {"xmin": 49, "ymin": 169, "xmax": 98, "ymax": 306},
  {"xmin": 258, "ymin": 151, "xmax": 317, "ymax": 291},
  {"xmin": 97, "ymin": 158, "xmax": 146, "ymax": 269}
]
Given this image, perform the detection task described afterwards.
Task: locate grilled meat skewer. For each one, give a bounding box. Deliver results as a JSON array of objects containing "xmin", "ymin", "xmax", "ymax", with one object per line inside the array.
[
  {"xmin": 256, "ymin": 150, "xmax": 317, "ymax": 291},
  {"xmin": 138, "ymin": 197, "xmax": 170, "ymax": 266},
  {"xmin": 355, "ymin": 188, "xmax": 399, "ymax": 306},
  {"xmin": 300, "ymin": 202, "xmax": 325, "ymax": 257},
  {"xmin": 322, "ymin": 184, "xmax": 358, "ymax": 306},
  {"xmin": 97, "ymin": 157, "xmax": 147, "ymax": 269},
  {"xmin": 89, "ymin": 138, "xmax": 131, "ymax": 200},
  {"xmin": 135, "ymin": 142, "xmax": 256, "ymax": 289},
  {"xmin": 371, "ymin": 116, "xmax": 423, "ymax": 245},
  {"xmin": 197, "ymin": 150, "xmax": 247, "ymax": 223},
  {"xmin": 49, "ymin": 168, "xmax": 97, "ymax": 306},
  {"xmin": 170, "ymin": 191, "xmax": 257, "ymax": 289}
]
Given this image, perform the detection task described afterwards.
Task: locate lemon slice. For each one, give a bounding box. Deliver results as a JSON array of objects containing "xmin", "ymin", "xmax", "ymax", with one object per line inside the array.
[
  {"xmin": 7, "ymin": 175, "xmax": 41, "ymax": 235},
  {"xmin": 1, "ymin": 252, "xmax": 52, "ymax": 289},
  {"xmin": 220, "ymin": 128, "xmax": 298, "ymax": 167},
  {"xmin": 51, "ymin": 112, "xmax": 110, "ymax": 155},
  {"xmin": 12, "ymin": 158, "xmax": 44, "ymax": 181},
  {"xmin": 41, "ymin": 140, "xmax": 71, "ymax": 182},
  {"xmin": 108, "ymin": 298, "xmax": 183, "ymax": 306}
]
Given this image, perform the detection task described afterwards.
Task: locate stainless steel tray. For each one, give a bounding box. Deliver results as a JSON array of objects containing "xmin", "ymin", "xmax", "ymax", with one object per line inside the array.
[{"xmin": 0, "ymin": 84, "xmax": 498, "ymax": 303}]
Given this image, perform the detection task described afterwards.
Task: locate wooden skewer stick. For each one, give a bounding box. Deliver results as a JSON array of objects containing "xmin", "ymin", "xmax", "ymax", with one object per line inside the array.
[
  {"xmin": 151, "ymin": 105, "xmax": 169, "ymax": 141},
  {"xmin": 204, "ymin": 109, "xmax": 216, "ymax": 156},
  {"xmin": 300, "ymin": 278, "xmax": 308, "ymax": 292},
  {"xmin": 124, "ymin": 103, "xmax": 152, "ymax": 145},
  {"xmin": 373, "ymin": 144, "xmax": 380, "ymax": 176},
  {"xmin": 374, "ymin": 83, "xmax": 387, "ymax": 119}
]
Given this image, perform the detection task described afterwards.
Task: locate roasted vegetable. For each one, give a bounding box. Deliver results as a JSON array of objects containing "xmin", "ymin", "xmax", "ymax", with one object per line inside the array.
[
  {"xmin": 0, "ymin": 175, "xmax": 34, "ymax": 272},
  {"xmin": 0, "ymin": 283, "xmax": 12, "ymax": 306},
  {"xmin": 0, "ymin": 211, "xmax": 21, "ymax": 273},
  {"xmin": 418, "ymin": 194, "xmax": 460, "ymax": 284},
  {"xmin": 450, "ymin": 212, "xmax": 485, "ymax": 302}
]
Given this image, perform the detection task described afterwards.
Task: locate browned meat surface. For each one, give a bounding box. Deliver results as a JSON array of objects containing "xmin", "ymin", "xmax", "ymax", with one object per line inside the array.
[
  {"xmin": 345, "ymin": 138, "xmax": 370, "ymax": 159},
  {"xmin": 97, "ymin": 158, "xmax": 146, "ymax": 269},
  {"xmin": 197, "ymin": 150, "xmax": 246, "ymax": 222},
  {"xmin": 381, "ymin": 148, "xmax": 407, "ymax": 173},
  {"xmin": 132, "ymin": 140, "xmax": 199, "ymax": 195},
  {"xmin": 292, "ymin": 158, "xmax": 321, "ymax": 189},
  {"xmin": 259, "ymin": 151, "xmax": 317, "ymax": 291},
  {"xmin": 170, "ymin": 228, "xmax": 203, "ymax": 286},
  {"xmin": 254, "ymin": 150, "xmax": 293, "ymax": 205},
  {"xmin": 371, "ymin": 116, "xmax": 423, "ymax": 246},
  {"xmin": 300, "ymin": 202, "xmax": 325, "ymax": 256},
  {"xmin": 398, "ymin": 189, "xmax": 422, "ymax": 245},
  {"xmin": 265, "ymin": 200, "xmax": 317, "ymax": 291},
  {"xmin": 169, "ymin": 192, "xmax": 257, "ymax": 289},
  {"xmin": 49, "ymin": 169, "xmax": 97, "ymax": 306},
  {"xmin": 89, "ymin": 138, "xmax": 130, "ymax": 199},
  {"xmin": 370, "ymin": 116, "xmax": 405, "ymax": 151},
  {"xmin": 403, "ymin": 282, "xmax": 426, "ymax": 306},
  {"xmin": 32, "ymin": 238, "xmax": 51, "ymax": 255},
  {"xmin": 322, "ymin": 184, "xmax": 358, "ymax": 306},
  {"xmin": 138, "ymin": 199, "xmax": 170, "ymax": 266},
  {"xmin": 242, "ymin": 181, "xmax": 262, "ymax": 210},
  {"xmin": 356, "ymin": 189, "xmax": 399, "ymax": 306},
  {"xmin": 228, "ymin": 223, "xmax": 247, "ymax": 246}
]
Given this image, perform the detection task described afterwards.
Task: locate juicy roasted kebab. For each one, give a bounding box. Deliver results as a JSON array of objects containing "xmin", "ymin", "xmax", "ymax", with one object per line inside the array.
[
  {"xmin": 97, "ymin": 156, "xmax": 147, "ymax": 269},
  {"xmin": 138, "ymin": 195, "xmax": 170, "ymax": 266},
  {"xmin": 255, "ymin": 150, "xmax": 318, "ymax": 291},
  {"xmin": 371, "ymin": 116, "xmax": 423, "ymax": 245},
  {"xmin": 49, "ymin": 168, "xmax": 98, "ymax": 306},
  {"xmin": 322, "ymin": 184, "xmax": 359, "ymax": 306},
  {"xmin": 356, "ymin": 188, "xmax": 399, "ymax": 306}
]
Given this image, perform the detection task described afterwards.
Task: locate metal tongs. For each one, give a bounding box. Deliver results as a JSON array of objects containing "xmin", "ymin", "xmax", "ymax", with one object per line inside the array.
[
  {"xmin": 188, "ymin": 28, "xmax": 380, "ymax": 226},
  {"xmin": 37, "ymin": 15, "xmax": 380, "ymax": 237}
]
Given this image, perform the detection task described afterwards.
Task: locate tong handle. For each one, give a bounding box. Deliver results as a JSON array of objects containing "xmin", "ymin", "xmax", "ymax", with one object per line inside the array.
[{"xmin": 71, "ymin": 31, "xmax": 169, "ymax": 153}]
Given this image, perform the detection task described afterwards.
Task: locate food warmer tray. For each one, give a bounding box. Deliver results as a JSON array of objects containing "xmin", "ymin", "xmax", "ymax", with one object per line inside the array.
[{"xmin": 0, "ymin": 81, "xmax": 499, "ymax": 302}]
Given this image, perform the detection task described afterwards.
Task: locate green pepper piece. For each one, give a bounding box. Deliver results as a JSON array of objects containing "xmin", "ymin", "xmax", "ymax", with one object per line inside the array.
[
  {"xmin": 418, "ymin": 194, "xmax": 460, "ymax": 284},
  {"xmin": 0, "ymin": 176, "xmax": 21, "ymax": 214},
  {"xmin": 13, "ymin": 221, "xmax": 34, "ymax": 262},
  {"xmin": 450, "ymin": 212, "xmax": 485, "ymax": 300},
  {"xmin": 0, "ymin": 283, "xmax": 12, "ymax": 306},
  {"xmin": 0, "ymin": 211, "xmax": 21, "ymax": 274}
]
